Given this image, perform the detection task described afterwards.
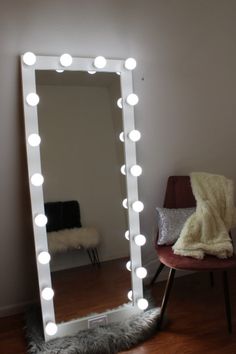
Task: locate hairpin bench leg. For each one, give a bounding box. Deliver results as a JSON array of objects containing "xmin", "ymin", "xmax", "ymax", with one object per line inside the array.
[
  {"xmin": 87, "ymin": 249, "xmax": 95, "ymax": 265},
  {"xmin": 93, "ymin": 248, "xmax": 100, "ymax": 266}
]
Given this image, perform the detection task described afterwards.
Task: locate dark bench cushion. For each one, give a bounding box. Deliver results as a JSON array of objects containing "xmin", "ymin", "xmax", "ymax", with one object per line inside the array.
[{"xmin": 44, "ymin": 200, "xmax": 82, "ymax": 232}]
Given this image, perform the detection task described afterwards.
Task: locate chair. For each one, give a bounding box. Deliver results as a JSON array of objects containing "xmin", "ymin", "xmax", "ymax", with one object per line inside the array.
[
  {"xmin": 151, "ymin": 176, "xmax": 236, "ymax": 332},
  {"xmin": 45, "ymin": 200, "xmax": 101, "ymax": 266}
]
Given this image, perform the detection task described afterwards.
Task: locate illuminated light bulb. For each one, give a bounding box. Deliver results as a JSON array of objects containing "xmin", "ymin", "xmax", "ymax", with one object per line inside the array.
[
  {"xmin": 134, "ymin": 234, "xmax": 146, "ymax": 246},
  {"xmin": 31, "ymin": 173, "xmax": 44, "ymax": 186},
  {"xmin": 125, "ymin": 230, "xmax": 130, "ymax": 240},
  {"xmin": 137, "ymin": 298, "xmax": 149, "ymax": 310},
  {"xmin": 122, "ymin": 198, "xmax": 128, "ymax": 209},
  {"xmin": 128, "ymin": 130, "xmax": 141, "ymax": 142},
  {"xmin": 124, "ymin": 58, "xmax": 137, "ymax": 70},
  {"xmin": 135, "ymin": 267, "xmax": 147, "ymax": 279},
  {"xmin": 119, "ymin": 132, "xmax": 124, "ymax": 142},
  {"xmin": 116, "ymin": 71, "xmax": 121, "ymax": 75},
  {"xmin": 130, "ymin": 165, "xmax": 142, "ymax": 177},
  {"xmin": 26, "ymin": 93, "xmax": 40, "ymax": 106},
  {"xmin": 45, "ymin": 322, "xmax": 57, "ymax": 336},
  {"xmin": 127, "ymin": 290, "xmax": 133, "ymax": 301},
  {"xmin": 23, "ymin": 52, "xmax": 36, "ymax": 66},
  {"xmin": 126, "ymin": 93, "xmax": 139, "ymax": 106},
  {"xmin": 121, "ymin": 165, "xmax": 126, "ymax": 175},
  {"xmin": 41, "ymin": 287, "xmax": 54, "ymax": 301},
  {"xmin": 28, "ymin": 134, "xmax": 41, "ymax": 147},
  {"xmin": 117, "ymin": 98, "xmax": 123, "ymax": 109},
  {"xmin": 35, "ymin": 214, "xmax": 48, "ymax": 227},
  {"xmin": 38, "ymin": 251, "xmax": 51, "ymax": 264},
  {"xmin": 132, "ymin": 201, "xmax": 144, "ymax": 213},
  {"xmin": 93, "ymin": 56, "xmax": 107, "ymax": 69},
  {"xmin": 126, "ymin": 261, "xmax": 132, "ymax": 271},
  {"xmin": 56, "ymin": 69, "xmax": 64, "ymax": 73},
  {"xmin": 60, "ymin": 53, "xmax": 73, "ymax": 67},
  {"xmin": 88, "ymin": 70, "xmax": 96, "ymax": 74}
]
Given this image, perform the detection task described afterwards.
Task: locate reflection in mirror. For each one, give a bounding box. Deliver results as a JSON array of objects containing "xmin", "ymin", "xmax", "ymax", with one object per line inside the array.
[{"xmin": 36, "ymin": 70, "xmax": 130, "ymax": 323}]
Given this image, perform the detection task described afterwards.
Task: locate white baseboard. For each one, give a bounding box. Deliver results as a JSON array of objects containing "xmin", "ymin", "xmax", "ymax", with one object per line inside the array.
[{"xmin": 0, "ymin": 299, "xmax": 37, "ymax": 318}]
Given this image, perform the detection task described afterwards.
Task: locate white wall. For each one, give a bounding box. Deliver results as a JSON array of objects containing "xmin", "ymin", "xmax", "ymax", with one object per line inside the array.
[
  {"xmin": 1, "ymin": 0, "xmax": 236, "ymax": 315},
  {"xmin": 37, "ymin": 84, "xmax": 128, "ymax": 270}
]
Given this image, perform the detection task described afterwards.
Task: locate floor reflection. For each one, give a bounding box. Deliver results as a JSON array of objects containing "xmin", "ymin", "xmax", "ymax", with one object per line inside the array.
[{"xmin": 51, "ymin": 257, "xmax": 130, "ymax": 323}]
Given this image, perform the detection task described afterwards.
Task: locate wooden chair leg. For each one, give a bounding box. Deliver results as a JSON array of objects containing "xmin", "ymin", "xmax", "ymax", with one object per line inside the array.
[
  {"xmin": 158, "ymin": 268, "xmax": 176, "ymax": 329},
  {"xmin": 222, "ymin": 271, "xmax": 232, "ymax": 333},
  {"xmin": 150, "ymin": 263, "xmax": 165, "ymax": 286},
  {"xmin": 209, "ymin": 272, "xmax": 214, "ymax": 287}
]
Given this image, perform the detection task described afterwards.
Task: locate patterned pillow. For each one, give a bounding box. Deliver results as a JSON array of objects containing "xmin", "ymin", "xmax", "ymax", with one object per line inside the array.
[{"xmin": 156, "ymin": 207, "xmax": 195, "ymax": 245}]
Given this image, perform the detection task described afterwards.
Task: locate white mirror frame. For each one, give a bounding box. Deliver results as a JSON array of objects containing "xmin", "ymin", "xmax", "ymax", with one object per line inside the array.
[{"xmin": 21, "ymin": 53, "xmax": 146, "ymax": 341}]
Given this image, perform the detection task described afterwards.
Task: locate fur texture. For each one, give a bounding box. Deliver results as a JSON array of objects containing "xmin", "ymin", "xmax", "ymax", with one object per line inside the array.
[
  {"xmin": 25, "ymin": 307, "xmax": 161, "ymax": 354},
  {"xmin": 172, "ymin": 172, "xmax": 236, "ymax": 259},
  {"xmin": 47, "ymin": 227, "xmax": 101, "ymax": 253}
]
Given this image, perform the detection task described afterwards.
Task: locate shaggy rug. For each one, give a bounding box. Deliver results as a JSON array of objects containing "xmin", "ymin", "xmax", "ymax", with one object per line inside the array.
[{"xmin": 25, "ymin": 306, "xmax": 161, "ymax": 354}]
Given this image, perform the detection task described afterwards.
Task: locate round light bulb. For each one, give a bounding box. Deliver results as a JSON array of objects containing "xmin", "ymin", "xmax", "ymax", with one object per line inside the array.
[
  {"xmin": 60, "ymin": 53, "xmax": 73, "ymax": 67},
  {"xmin": 122, "ymin": 198, "xmax": 128, "ymax": 209},
  {"xmin": 130, "ymin": 165, "xmax": 142, "ymax": 177},
  {"xmin": 126, "ymin": 261, "xmax": 131, "ymax": 271},
  {"xmin": 127, "ymin": 290, "xmax": 133, "ymax": 301},
  {"xmin": 137, "ymin": 298, "xmax": 149, "ymax": 310},
  {"xmin": 38, "ymin": 251, "xmax": 51, "ymax": 264},
  {"xmin": 125, "ymin": 230, "xmax": 130, "ymax": 240},
  {"xmin": 128, "ymin": 130, "xmax": 141, "ymax": 142},
  {"xmin": 135, "ymin": 267, "xmax": 147, "ymax": 279},
  {"xmin": 117, "ymin": 98, "xmax": 123, "ymax": 109},
  {"xmin": 56, "ymin": 69, "xmax": 64, "ymax": 73},
  {"xmin": 88, "ymin": 70, "xmax": 96, "ymax": 74},
  {"xmin": 94, "ymin": 56, "xmax": 107, "ymax": 69},
  {"xmin": 45, "ymin": 322, "xmax": 57, "ymax": 336},
  {"xmin": 31, "ymin": 173, "xmax": 44, "ymax": 186},
  {"xmin": 42, "ymin": 287, "xmax": 54, "ymax": 301},
  {"xmin": 120, "ymin": 165, "xmax": 126, "ymax": 175},
  {"xmin": 126, "ymin": 93, "xmax": 139, "ymax": 106},
  {"xmin": 28, "ymin": 134, "xmax": 41, "ymax": 147},
  {"xmin": 23, "ymin": 52, "xmax": 36, "ymax": 66},
  {"xmin": 132, "ymin": 201, "xmax": 144, "ymax": 213},
  {"xmin": 116, "ymin": 71, "xmax": 121, "ymax": 76},
  {"xmin": 35, "ymin": 214, "xmax": 48, "ymax": 227},
  {"xmin": 26, "ymin": 93, "xmax": 40, "ymax": 106},
  {"xmin": 124, "ymin": 58, "xmax": 137, "ymax": 70},
  {"xmin": 134, "ymin": 234, "xmax": 146, "ymax": 246},
  {"xmin": 119, "ymin": 132, "xmax": 124, "ymax": 142}
]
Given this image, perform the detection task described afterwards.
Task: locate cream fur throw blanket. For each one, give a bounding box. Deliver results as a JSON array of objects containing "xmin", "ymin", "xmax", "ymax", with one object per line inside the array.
[{"xmin": 172, "ymin": 172, "xmax": 236, "ymax": 259}]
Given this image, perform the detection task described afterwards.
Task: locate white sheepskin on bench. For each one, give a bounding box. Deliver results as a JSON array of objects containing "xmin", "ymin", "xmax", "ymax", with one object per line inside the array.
[{"xmin": 47, "ymin": 227, "xmax": 101, "ymax": 254}]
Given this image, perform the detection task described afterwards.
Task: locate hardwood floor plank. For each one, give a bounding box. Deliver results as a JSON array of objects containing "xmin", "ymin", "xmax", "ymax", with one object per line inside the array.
[{"xmin": 0, "ymin": 269, "xmax": 236, "ymax": 354}]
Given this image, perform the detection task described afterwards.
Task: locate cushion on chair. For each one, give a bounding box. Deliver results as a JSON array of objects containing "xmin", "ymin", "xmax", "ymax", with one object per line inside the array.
[
  {"xmin": 157, "ymin": 245, "xmax": 236, "ymax": 271},
  {"xmin": 44, "ymin": 202, "xmax": 63, "ymax": 232},
  {"xmin": 156, "ymin": 207, "xmax": 195, "ymax": 245},
  {"xmin": 44, "ymin": 200, "xmax": 82, "ymax": 232}
]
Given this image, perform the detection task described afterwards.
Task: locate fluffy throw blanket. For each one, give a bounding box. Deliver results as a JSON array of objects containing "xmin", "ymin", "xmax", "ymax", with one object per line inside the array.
[
  {"xmin": 47, "ymin": 227, "xmax": 101, "ymax": 253},
  {"xmin": 172, "ymin": 172, "xmax": 236, "ymax": 259}
]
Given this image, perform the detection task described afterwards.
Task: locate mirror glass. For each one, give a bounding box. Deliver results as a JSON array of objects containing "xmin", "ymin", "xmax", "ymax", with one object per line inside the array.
[{"xmin": 36, "ymin": 70, "xmax": 131, "ymax": 323}]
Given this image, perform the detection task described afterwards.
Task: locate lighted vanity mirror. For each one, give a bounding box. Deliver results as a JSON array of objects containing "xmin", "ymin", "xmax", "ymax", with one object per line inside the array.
[{"xmin": 21, "ymin": 53, "xmax": 147, "ymax": 341}]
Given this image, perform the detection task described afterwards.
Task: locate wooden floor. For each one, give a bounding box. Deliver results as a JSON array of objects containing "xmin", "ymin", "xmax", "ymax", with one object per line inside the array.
[
  {"xmin": 1, "ymin": 269, "xmax": 236, "ymax": 354},
  {"xmin": 51, "ymin": 257, "xmax": 131, "ymax": 322}
]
